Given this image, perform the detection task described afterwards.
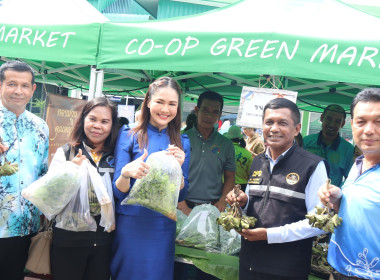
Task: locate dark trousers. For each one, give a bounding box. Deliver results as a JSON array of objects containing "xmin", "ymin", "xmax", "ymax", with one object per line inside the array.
[
  {"xmin": 51, "ymin": 244, "xmax": 111, "ymax": 280},
  {"xmin": 195, "ymin": 267, "xmax": 219, "ymax": 280},
  {"xmin": 174, "ymin": 263, "xmax": 219, "ymax": 280},
  {"xmin": 0, "ymin": 234, "xmax": 33, "ymax": 280},
  {"xmin": 240, "ymin": 269, "xmax": 308, "ymax": 280}
]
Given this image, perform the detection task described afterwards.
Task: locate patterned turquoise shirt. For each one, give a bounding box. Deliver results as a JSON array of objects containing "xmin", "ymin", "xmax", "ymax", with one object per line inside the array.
[{"xmin": 0, "ymin": 104, "xmax": 49, "ymax": 238}]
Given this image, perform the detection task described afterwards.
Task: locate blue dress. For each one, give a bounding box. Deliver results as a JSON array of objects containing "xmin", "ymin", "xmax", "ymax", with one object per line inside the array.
[{"xmin": 110, "ymin": 124, "xmax": 190, "ymax": 280}]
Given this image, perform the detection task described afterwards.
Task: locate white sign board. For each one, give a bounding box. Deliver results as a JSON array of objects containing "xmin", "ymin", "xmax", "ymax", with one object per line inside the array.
[
  {"xmin": 236, "ymin": 87, "xmax": 298, "ymax": 128},
  {"xmin": 118, "ymin": 105, "xmax": 135, "ymax": 124}
]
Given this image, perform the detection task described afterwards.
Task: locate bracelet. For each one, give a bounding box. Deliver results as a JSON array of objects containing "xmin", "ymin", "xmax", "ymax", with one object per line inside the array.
[{"xmin": 121, "ymin": 173, "xmax": 130, "ymax": 180}]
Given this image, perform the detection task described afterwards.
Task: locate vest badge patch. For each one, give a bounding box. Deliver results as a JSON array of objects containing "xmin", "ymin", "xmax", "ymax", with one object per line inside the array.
[
  {"xmin": 248, "ymin": 170, "xmax": 263, "ymax": 184},
  {"xmin": 286, "ymin": 173, "xmax": 299, "ymax": 185}
]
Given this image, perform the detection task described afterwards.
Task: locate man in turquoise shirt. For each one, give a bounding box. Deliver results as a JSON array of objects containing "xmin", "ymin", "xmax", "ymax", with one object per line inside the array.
[
  {"xmin": 303, "ymin": 104, "xmax": 354, "ymax": 187},
  {"xmin": 0, "ymin": 60, "xmax": 49, "ymax": 280}
]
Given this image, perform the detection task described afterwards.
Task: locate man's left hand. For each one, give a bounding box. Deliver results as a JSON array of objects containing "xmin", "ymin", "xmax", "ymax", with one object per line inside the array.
[
  {"xmin": 214, "ymin": 198, "xmax": 227, "ymax": 212},
  {"xmin": 239, "ymin": 228, "xmax": 267, "ymax": 241}
]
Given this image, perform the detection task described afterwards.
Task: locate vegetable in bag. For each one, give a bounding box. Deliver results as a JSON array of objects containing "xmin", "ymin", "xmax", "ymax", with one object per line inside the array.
[
  {"xmin": 121, "ymin": 150, "xmax": 182, "ymax": 221},
  {"xmin": 21, "ymin": 161, "xmax": 81, "ymax": 220},
  {"xmin": 55, "ymin": 160, "xmax": 96, "ymax": 232},
  {"xmin": 176, "ymin": 209, "xmax": 187, "ymax": 237},
  {"xmin": 219, "ymin": 227, "xmax": 241, "ymax": 255},
  {"xmin": 176, "ymin": 204, "xmax": 220, "ymax": 252}
]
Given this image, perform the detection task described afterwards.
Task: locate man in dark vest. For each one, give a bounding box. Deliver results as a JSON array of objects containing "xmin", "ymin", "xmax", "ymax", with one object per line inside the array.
[{"xmin": 226, "ymin": 98, "xmax": 328, "ymax": 280}]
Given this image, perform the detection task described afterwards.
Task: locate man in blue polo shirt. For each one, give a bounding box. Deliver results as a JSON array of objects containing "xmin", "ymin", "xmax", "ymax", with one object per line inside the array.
[
  {"xmin": 178, "ymin": 91, "xmax": 236, "ymax": 216},
  {"xmin": 319, "ymin": 88, "xmax": 380, "ymax": 279},
  {"xmin": 303, "ymin": 104, "xmax": 354, "ymax": 187}
]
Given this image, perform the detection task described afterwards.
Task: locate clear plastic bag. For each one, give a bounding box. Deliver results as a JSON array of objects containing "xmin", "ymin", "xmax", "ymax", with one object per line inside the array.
[
  {"xmin": 176, "ymin": 209, "xmax": 188, "ymax": 237},
  {"xmin": 55, "ymin": 160, "xmax": 116, "ymax": 232},
  {"xmin": 98, "ymin": 171, "xmax": 115, "ymax": 233},
  {"xmin": 121, "ymin": 150, "xmax": 182, "ymax": 221},
  {"xmin": 176, "ymin": 204, "xmax": 220, "ymax": 252},
  {"xmin": 55, "ymin": 160, "xmax": 96, "ymax": 232},
  {"xmin": 21, "ymin": 161, "xmax": 81, "ymax": 220},
  {"xmin": 219, "ymin": 226, "xmax": 241, "ymax": 255}
]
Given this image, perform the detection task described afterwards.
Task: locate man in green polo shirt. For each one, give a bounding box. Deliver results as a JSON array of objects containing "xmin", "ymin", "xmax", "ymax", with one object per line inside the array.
[
  {"xmin": 178, "ymin": 91, "xmax": 236, "ymax": 215},
  {"xmin": 177, "ymin": 90, "xmax": 235, "ymax": 280}
]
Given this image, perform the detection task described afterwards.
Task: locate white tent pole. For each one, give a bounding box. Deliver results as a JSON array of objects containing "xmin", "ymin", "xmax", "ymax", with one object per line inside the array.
[
  {"xmin": 88, "ymin": 66, "xmax": 97, "ymax": 100},
  {"xmin": 95, "ymin": 69, "xmax": 104, "ymax": 98}
]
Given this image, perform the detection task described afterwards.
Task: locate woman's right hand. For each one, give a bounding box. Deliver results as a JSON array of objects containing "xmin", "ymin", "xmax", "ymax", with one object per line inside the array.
[{"xmin": 120, "ymin": 149, "xmax": 150, "ymax": 179}]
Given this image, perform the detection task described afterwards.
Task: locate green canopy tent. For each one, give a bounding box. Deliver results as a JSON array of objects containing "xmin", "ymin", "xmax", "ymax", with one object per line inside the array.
[
  {"xmin": 0, "ymin": 0, "xmax": 108, "ymax": 95},
  {"xmin": 96, "ymin": 0, "xmax": 380, "ymax": 112}
]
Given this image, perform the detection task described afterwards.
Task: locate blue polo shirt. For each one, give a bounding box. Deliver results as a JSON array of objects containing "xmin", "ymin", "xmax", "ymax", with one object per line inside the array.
[
  {"xmin": 328, "ymin": 156, "xmax": 380, "ymax": 278},
  {"xmin": 303, "ymin": 131, "xmax": 354, "ymax": 187},
  {"xmin": 184, "ymin": 127, "xmax": 236, "ymax": 203}
]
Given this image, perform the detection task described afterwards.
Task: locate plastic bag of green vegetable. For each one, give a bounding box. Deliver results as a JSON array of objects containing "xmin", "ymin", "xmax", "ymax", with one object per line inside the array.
[
  {"xmin": 55, "ymin": 160, "xmax": 96, "ymax": 232},
  {"xmin": 21, "ymin": 161, "xmax": 81, "ymax": 220},
  {"xmin": 121, "ymin": 150, "xmax": 182, "ymax": 221},
  {"xmin": 176, "ymin": 209, "xmax": 187, "ymax": 237},
  {"xmin": 176, "ymin": 204, "xmax": 220, "ymax": 252},
  {"xmin": 219, "ymin": 226, "xmax": 241, "ymax": 255}
]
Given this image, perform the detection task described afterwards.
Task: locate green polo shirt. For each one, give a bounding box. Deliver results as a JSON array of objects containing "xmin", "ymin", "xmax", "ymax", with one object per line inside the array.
[{"xmin": 184, "ymin": 127, "xmax": 236, "ymax": 203}]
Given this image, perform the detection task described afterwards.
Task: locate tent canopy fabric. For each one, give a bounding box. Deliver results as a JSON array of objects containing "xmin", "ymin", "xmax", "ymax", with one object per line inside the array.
[
  {"xmin": 1, "ymin": 0, "xmax": 380, "ymax": 113},
  {"xmin": 96, "ymin": 0, "xmax": 380, "ymax": 111},
  {"xmin": 0, "ymin": 0, "xmax": 107, "ymax": 78}
]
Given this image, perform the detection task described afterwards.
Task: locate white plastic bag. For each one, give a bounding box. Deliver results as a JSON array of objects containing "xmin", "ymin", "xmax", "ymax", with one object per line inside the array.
[
  {"xmin": 55, "ymin": 161, "xmax": 96, "ymax": 232},
  {"xmin": 176, "ymin": 204, "xmax": 220, "ymax": 252},
  {"xmin": 88, "ymin": 166, "xmax": 115, "ymax": 233},
  {"xmin": 121, "ymin": 150, "xmax": 182, "ymax": 221},
  {"xmin": 55, "ymin": 160, "xmax": 115, "ymax": 232},
  {"xmin": 21, "ymin": 161, "xmax": 81, "ymax": 220}
]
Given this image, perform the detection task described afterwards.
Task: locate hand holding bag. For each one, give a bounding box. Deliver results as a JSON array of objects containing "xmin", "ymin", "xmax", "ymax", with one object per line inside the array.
[{"xmin": 25, "ymin": 219, "xmax": 53, "ymax": 275}]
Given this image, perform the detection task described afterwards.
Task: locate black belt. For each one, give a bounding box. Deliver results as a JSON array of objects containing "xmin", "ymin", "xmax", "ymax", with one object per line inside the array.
[
  {"xmin": 185, "ymin": 200, "xmax": 218, "ymax": 209},
  {"xmin": 332, "ymin": 271, "xmax": 364, "ymax": 280}
]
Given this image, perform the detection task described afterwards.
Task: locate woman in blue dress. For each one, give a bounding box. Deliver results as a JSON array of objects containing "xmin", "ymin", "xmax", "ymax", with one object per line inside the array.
[{"xmin": 110, "ymin": 77, "xmax": 190, "ymax": 280}]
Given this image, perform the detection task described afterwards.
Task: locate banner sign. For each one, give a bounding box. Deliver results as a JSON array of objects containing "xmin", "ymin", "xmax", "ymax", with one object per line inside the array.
[
  {"xmin": 46, "ymin": 94, "xmax": 86, "ymax": 164},
  {"xmin": 236, "ymin": 87, "xmax": 298, "ymax": 128},
  {"xmin": 118, "ymin": 104, "xmax": 135, "ymax": 123}
]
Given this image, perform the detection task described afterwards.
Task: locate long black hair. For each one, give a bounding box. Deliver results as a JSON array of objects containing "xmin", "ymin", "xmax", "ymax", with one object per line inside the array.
[{"xmin": 70, "ymin": 97, "xmax": 118, "ymax": 153}]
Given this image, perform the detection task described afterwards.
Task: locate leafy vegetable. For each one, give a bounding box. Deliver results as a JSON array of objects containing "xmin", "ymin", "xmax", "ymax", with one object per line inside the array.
[
  {"xmin": 121, "ymin": 151, "xmax": 182, "ymax": 221},
  {"xmin": 21, "ymin": 162, "xmax": 81, "ymax": 220},
  {"xmin": 176, "ymin": 204, "xmax": 220, "ymax": 252},
  {"xmin": 219, "ymin": 227, "xmax": 241, "ymax": 255},
  {"xmin": 123, "ymin": 168, "xmax": 178, "ymax": 220}
]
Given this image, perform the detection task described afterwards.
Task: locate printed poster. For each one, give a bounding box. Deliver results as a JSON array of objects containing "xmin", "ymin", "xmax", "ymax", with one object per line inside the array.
[
  {"xmin": 236, "ymin": 87, "xmax": 298, "ymax": 128},
  {"xmin": 46, "ymin": 94, "xmax": 86, "ymax": 164}
]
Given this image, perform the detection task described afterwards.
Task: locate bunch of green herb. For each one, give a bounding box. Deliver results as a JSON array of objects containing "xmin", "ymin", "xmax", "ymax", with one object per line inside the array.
[
  {"xmin": 306, "ymin": 205, "xmax": 342, "ymax": 233},
  {"xmin": 217, "ymin": 185, "xmax": 256, "ymax": 232},
  {"xmin": 305, "ymin": 180, "xmax": 342, "ymax": 234},
  {"xmin": 0, "ymin": 154, "xmax": 18, "ymax": 177}
]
